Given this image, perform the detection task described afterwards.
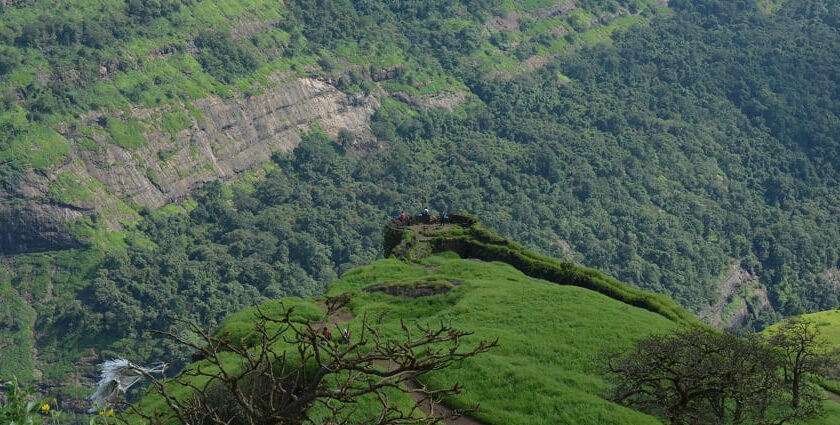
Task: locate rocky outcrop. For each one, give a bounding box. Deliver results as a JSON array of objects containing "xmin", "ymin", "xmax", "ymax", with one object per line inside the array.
[
  {"xmin": 0, "ymin": 170, "xmax": 88, "ymax": 254},
  {"xmin": 822, "ymin": 269, "xmax": 840, "ymax": 291},
  {"xmin": 0, "ymin": 204, "xmax": 85, "ymax": 254},
  {"xmin": 66, "ymin": 74, "xmax": 379, "ymax": 209},
  {"xmin": 0, "ymin": 73, "xmax": 380, "ymax": 254},
  {"xmin": 392, "ymin": 90, "xmax": 467, "ymax": 112},
  {"xmin": 487, "ymin": 12, "xmax": 521, "ymax": 32},
  {"xmin": 699, "ymin": 261, "xmax": 771, "ymax": 329}
]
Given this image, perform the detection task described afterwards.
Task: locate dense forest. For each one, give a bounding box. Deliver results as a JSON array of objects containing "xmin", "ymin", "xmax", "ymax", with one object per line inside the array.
[{"xmin": 1, "ymin": 0, "xmax": 840, "ymax": 409}]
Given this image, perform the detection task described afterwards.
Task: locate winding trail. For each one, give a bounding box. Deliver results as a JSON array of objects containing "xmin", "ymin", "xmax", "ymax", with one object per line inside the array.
[{"xmin": 314, "ymin": 301, "xmax": 486, "ymax": 425}]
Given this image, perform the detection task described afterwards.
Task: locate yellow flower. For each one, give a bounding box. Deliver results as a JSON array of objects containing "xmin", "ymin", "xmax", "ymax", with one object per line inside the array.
[
  {"xmin": 105, "ymin": 408, "xmax": 114, "ymax": 417},
  {"xmin": 99, "ymin": 410, "xmax": 104, "ymax": 416},
  {"xmin": 40, "ymin": 403, "xmax": 50, "ymax": 413}
]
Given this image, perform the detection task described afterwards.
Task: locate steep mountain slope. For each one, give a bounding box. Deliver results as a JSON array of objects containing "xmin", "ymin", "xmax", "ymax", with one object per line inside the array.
[
  {"xmin": 0, "ymin": 0, "xmax": 655, "ymax": 254},
  {"xmin": 0, "ymin": 0, "xmax": 667, "ymax": 394},
  {"xmin": 2, "ymin": 0, "xmax": 840, "ymax": 416}
]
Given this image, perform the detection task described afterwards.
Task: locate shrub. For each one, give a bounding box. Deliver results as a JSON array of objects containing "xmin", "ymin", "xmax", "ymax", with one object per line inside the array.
[{"xmin": 194, "ymin": 30, "xmax": 259, "ymax": 83}]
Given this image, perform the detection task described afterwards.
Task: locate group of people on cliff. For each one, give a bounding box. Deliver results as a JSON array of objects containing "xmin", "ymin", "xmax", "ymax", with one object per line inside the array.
[{"xmin": 398, "ymin": 208, "xmax": 446, "ymax": 225}]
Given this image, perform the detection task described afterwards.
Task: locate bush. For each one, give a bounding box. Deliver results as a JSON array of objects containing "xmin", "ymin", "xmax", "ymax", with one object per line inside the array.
[
  {"xmin": 194, "ymin": 30, "xmax": 259, "ymax": 83},
  {"xmin": 126, "ymin": 0, "xmax": 184, "ymax": 22},
  {"xmin": 0, "ymin": 47, "xmax": 22, "ymax": 75},
  {"xmin": 0, "ymin": 377, "xmax": 60, "ymax": 424}
]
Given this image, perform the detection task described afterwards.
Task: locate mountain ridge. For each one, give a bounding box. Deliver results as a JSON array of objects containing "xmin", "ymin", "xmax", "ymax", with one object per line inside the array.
[{"xmin": 130, "ymin": 217, "xmax": 840, "ymax": 424}]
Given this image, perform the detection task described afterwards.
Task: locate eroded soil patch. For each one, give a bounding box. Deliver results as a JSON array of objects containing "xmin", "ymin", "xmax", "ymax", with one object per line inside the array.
[{"xmin": 363, "ymin": 279, "xmax": 461, "ymax": 298}]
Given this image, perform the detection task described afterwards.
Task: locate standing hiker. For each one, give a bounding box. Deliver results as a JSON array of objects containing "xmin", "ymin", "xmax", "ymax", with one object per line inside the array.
[
  {"xmin": 440, "ymin": 211, "xmax": 447, "ymax": 225},
  {"xmin": 341, "ymin": 328, "xmax": 350, "ymax": 344},
  {"xmin": 400, "ymin": 210, "xmax": 407, "ymax": 224},
  {"xmin": 322, "ymin": 327, "xmax": 331, "ymax": 342}
]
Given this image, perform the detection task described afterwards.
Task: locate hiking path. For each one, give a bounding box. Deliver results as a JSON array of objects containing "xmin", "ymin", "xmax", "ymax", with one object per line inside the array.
[{"xmin": 314, "ymin": 301, "xmax": 486, "ymax": 425}]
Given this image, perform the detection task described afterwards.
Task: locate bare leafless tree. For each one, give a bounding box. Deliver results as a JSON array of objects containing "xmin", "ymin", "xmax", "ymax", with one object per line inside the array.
[{"xmin": 120, "ymin": 299, "xmax": 497, "ymax": 425}]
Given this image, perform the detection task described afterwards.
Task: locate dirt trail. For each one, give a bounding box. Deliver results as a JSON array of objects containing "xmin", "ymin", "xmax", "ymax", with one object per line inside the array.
[
  {"xmin": 313, "ymin": 301, "xmax": 354, "ymax": 330},
  {"xmin": 314, "ymin": 301, "xmax": 486, "ymax": 425}
]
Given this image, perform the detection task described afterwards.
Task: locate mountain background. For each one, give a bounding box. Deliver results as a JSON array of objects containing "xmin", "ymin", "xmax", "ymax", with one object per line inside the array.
[{"xmin": 1, "ymin": 0, "xmax": 840, "ymax": 415}]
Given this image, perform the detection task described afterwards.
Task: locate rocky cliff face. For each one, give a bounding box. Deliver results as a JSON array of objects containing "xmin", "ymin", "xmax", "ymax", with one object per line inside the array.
[
  {"xmin": 69, "ymin": 73, "xmax": 379, "ymax": 208},
  {"xmin": 0, "ymin": 169, "xmax": 88, "ymax": 254},
  {"xmin": 0, "ymin": 204, "xmax": 85, "ymax": 254},
  {"xmin": 699, "ymin": 261, "xmax": 771, "ymax": 329},
  {"xmin": 0, "ymin": 73, "xmax": 380, "ymax": 254}
]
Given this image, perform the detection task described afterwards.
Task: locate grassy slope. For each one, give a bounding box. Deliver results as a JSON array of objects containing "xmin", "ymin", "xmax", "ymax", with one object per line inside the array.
[
  {"xmin": 137, "ymin": 254, "xmax": 674, "ymax": 424},
  {"xmin": 761, "ymin": 309, "xmax": 840, "ymax": 424},
  {"xmin": 805, "ymin": 403, "xmax": 840, "ymax": 425},
  {"xmin": 763, "ymin": 309, "xmax": 840, "ymax": 351},
  {"xmin": 135, "ymin": 251, "xmax": 840, "ymax": 424},
  {"xmin": 332, "ymin": 255, "xmax": 672, "ymax": 424},
  {"xmin": 386, "ymin": 215, "xmax": 701, "ymax": 327}
]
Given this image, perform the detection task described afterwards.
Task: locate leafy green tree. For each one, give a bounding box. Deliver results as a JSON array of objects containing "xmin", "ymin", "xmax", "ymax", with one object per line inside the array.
[
  {"xmin": 768, "ymin": 318, "xmax": 835, "ymax": 417},
  {"xmin": 605, "ymin": 328, "xmax": 825, "ymax": 424},
  {"xmin": 194, "ymin": 30, "xmax": 258, "ymax": 83}
]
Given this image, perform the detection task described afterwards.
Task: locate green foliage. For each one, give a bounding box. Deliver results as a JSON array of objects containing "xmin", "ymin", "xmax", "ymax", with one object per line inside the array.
[
  {"xmin": 194, "ymin": 30, "xmax": 258, "ymax": 83},
  {"xmin": 214, "ymin": 297, "xmax": 325, "ymax": 346},
  {"xmin": 46, "ymin": 173, "xmax": 94, "ymax": 204},
  {"xmin": 0, "ymin": 377, "xmax": 59, "ymax": 425},
  {"xmin": 605, "ymin": 327, "xmax": 825, "ymax": 424},
  {"xmin": 125, "ymin": 0, "xmax": 186, "ymax": 23},
  {"xmin": 4, "ymin": 2, "xmax": 840, "ymax": 419},
  {"xmin": 0, "ymin": 279, "xmax": 36, "ymax": 381},
  {"xmin": 0, "ymin": 46, "xmax": 23, "ymax": 75}
]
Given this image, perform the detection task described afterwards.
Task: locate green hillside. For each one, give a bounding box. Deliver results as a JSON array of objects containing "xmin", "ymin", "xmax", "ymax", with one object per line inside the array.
[
  {"xmin": 131, "ymin": 219, "xmax": 840, "ymax": 424},
  {"xmin": 2, "ymin": 0, "xmax": 840, "ymax": 420},
  {"xmin": 137, "ymin": 252, "xmax": 675, "ymax": 424},
  {"xmin": 0, "ymin": 0, "xmax": 655, "ymax": 176},
  {"xmin": 0, "ymin": 0, "xmax": 672, "ymax": 398},
  {"xmin": 762, "ymin": 309, "xmax": 840, "ymax": 424},
  {"xmin": 765, "ymin": 310, "xmax": 840, "ymax": 352}
]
